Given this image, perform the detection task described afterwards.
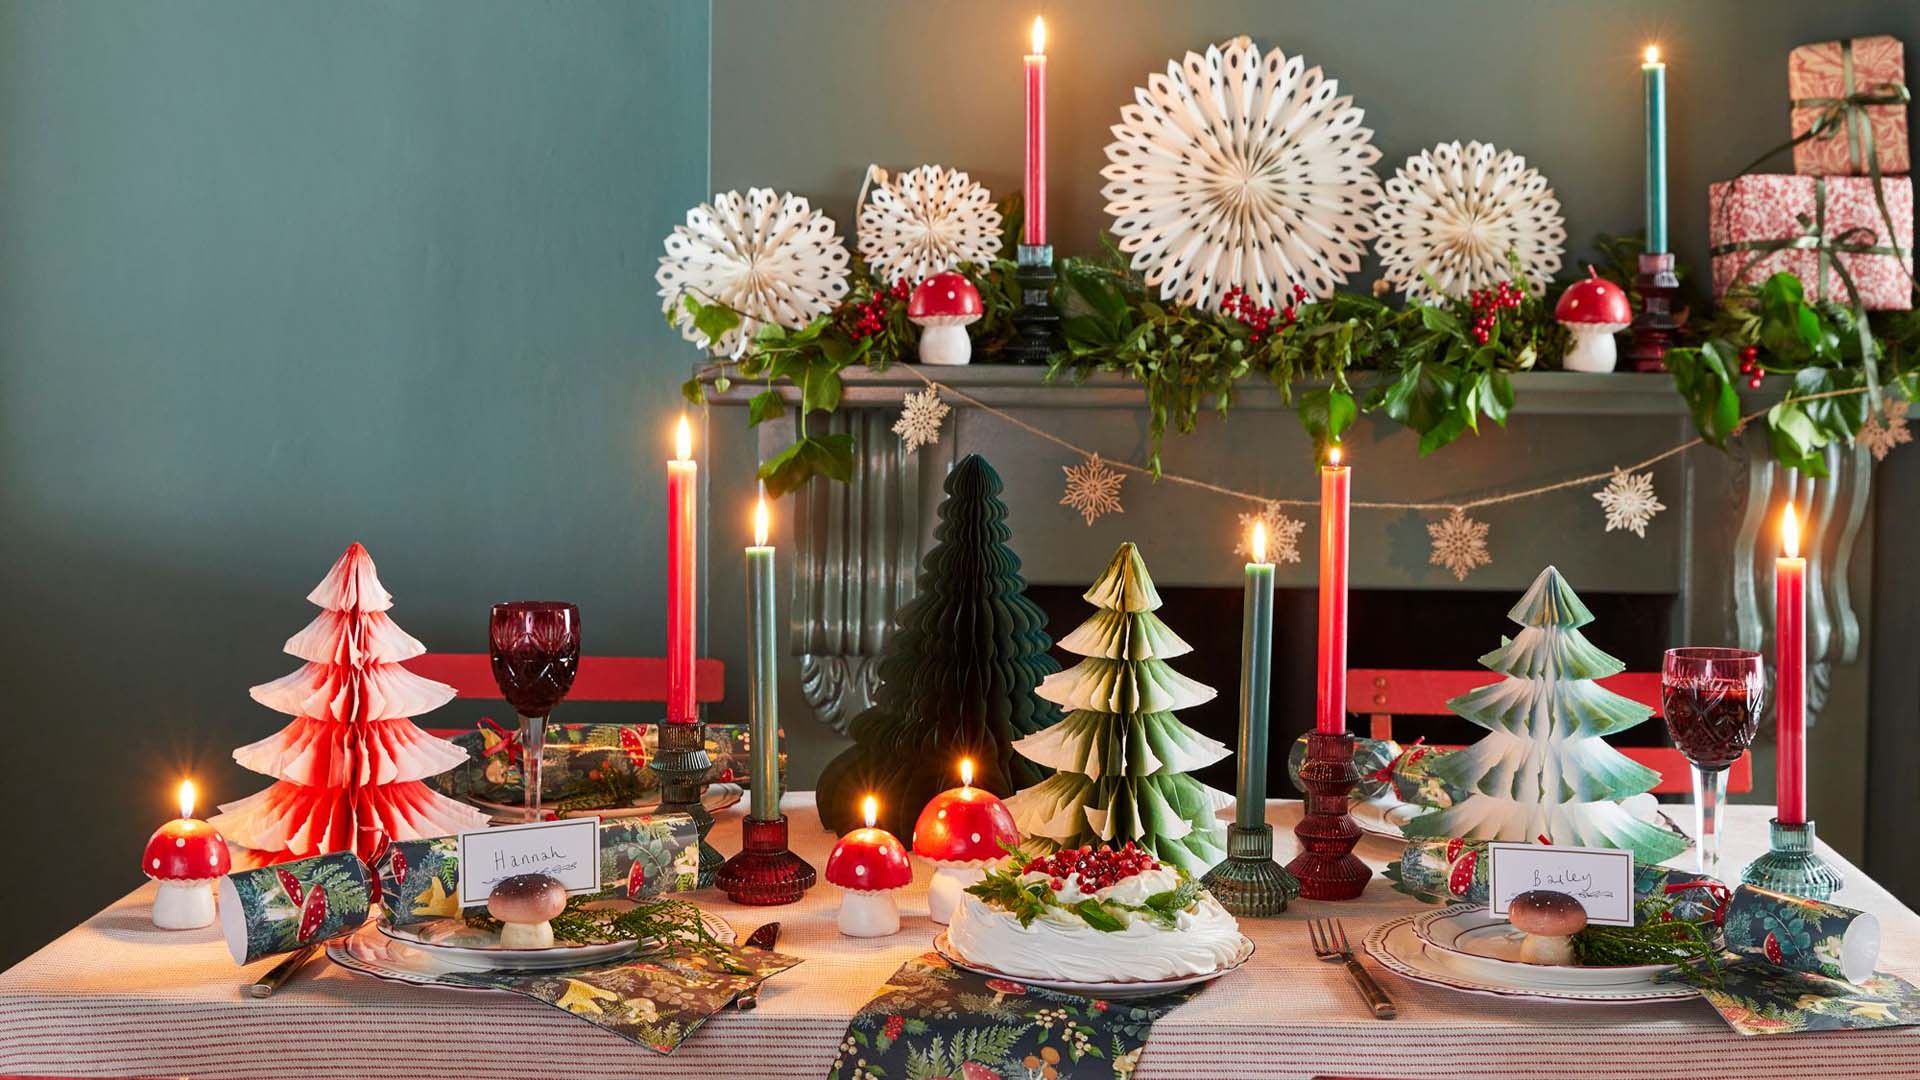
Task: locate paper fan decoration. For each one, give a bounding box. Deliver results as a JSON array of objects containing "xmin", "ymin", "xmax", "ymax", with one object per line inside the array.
[
  {"xmin": 856, "ymin": 165, "xmax": 1003, "ymax": 285},
  {"xmin": 1374, "ymin": 141, "xmax": 1567, "ymax": 302},
  {"xmin": 1100, "ymin": 36, "xmax": 1383, "ymax": 310},
  {"xmin": 656, "ymin": 188, "xmax": 851, "ymax": 357}
]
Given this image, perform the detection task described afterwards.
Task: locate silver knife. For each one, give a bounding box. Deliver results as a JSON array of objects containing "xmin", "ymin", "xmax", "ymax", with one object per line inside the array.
[
  {"xmin": 248, "ymin": 944, "xmax": 321, "ymax": 999},
  {"xmin": 735, "ymin": 922, "xmax": 780, "ymax": 1010}
]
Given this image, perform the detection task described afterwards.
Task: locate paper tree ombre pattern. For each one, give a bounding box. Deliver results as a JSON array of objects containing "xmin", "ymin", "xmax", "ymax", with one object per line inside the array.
[
  {"xmin": 1400, "ymin": 566, "xmax": 1688, "ymax": 864},
  {"xmin": 1005, "ymin": 542, "xmax": 1233, "ymax": 876},
  {"xmin": 212, "ymin": 543, "xmax": 489, "ymax": 864}
]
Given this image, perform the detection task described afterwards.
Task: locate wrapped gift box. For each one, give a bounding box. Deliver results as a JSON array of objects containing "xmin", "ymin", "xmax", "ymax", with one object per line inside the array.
[
  {"xmin": 1709, "ymin": 174, "xmax": 1914, "ymax": 310},
  {"xmin": 1790, "ymin": 35, "xmax": 1909, "ymax": 177}
]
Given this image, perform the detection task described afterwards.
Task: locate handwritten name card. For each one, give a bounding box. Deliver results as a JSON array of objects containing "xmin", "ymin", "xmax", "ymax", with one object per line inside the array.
[
  {"xmin": 456, "ymin": 818, "xmax": 601, "ymax": 907},
  {"xmin": 1487, "ymin": 842, "xmax": 1635, "ymax": 927}
]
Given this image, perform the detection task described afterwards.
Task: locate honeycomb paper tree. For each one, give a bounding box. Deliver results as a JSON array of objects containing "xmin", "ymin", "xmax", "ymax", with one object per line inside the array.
[
  {"xmin": 1004, "ymin": 542, "xmax": 1233, "ymax": 876},
  {"xmin": 212, "ymin": 543, "xmax": 490, "ymax": 865},
  {"xmin": 1401, "ymin": 565, "xmax": 1690, "ymax": 864},
  {"xmin": 816, "ymin": 455, "xmax": 1063, "ymax": 841}
]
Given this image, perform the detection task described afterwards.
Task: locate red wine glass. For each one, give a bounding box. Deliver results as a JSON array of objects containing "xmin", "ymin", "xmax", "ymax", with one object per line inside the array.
[
  {"xmin": 1661, "ymin": 647, "xmax": 1765, "ymax": 873},
  {"xmin": 490, "ymin": 602, "xmax": 581, "ymax": 822}
]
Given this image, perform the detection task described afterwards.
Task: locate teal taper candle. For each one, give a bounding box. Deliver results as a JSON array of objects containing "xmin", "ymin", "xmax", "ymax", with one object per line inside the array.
[
  {"xmin": 1642, "ymin": 46, "xmax": 1668, "ymax": 253},
  {"xmin": 1235, "ymin": 525, "xmax": 1276, "ymax": 830},
  {"xmin": 746, "ymin": 498, "xmax": 780, "ymax": 820}
]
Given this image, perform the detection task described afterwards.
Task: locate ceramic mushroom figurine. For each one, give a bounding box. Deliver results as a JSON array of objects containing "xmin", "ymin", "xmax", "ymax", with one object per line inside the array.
[
  {"xmin": 1509, "ymin": 889, "xmax": 1588, "ymax": 964},
  {"xmin": 488, "ymin": 873, "xmax": 568, "ymax": 948},
  {"xmin": 143, "ymin": 781, "xmax": 232, "ymax": 930},
  {"xmin": 1555, "ymin": 267, "xmax": 1633, "ymax": 373},
  {"xmin": 825, "ymin": 796, "xmax": 913, "ymax": 937},
  {"xmin": 913, "ymin": 758, "xmax": 1021, "ymax": 925},
  {"xmin": 908, "ymin": 271, "xmax": 983, "ymax": 366}
]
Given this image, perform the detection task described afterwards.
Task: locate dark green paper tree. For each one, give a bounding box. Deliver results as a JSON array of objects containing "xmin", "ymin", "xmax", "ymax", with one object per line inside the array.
[{"xmin": 817, "ymin": 454, "xmax": 1062, "ymax": 841}]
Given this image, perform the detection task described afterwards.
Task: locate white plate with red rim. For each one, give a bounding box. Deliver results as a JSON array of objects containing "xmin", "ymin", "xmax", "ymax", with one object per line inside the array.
[
  {"xmin": 931, "ymin": 931, "xmax": 1254, "ymax": 1000},
  {"xmin": 1411, "ymin": 903, "xmax": 1678, "ymax": 988},
  {"xmin": 1364, "ymin": 914, "xmax": 1699, "ymax": 1004},
  {"xmin": 336, "ymin": 910, "xmax": 735, "ymax": 985}
]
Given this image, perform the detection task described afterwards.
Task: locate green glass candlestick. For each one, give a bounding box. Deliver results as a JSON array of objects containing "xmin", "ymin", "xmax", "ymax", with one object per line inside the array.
[
  {"xmin": 1741, "ymin": 818, "xmax": 1843, "ymax": 901},
  {"xmin": 1202, "ymin": 823, "xmax": 1299, "ymax": 916}
]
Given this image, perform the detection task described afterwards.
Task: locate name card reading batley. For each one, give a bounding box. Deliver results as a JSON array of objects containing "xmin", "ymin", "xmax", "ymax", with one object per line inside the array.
[
  {"xmin": 457, "ymin": 818, "xmax": 601, "ymax": 907},
  {"xmin": 1487, "ymin": 841, "xmax": 1635, "ymax": 927}
]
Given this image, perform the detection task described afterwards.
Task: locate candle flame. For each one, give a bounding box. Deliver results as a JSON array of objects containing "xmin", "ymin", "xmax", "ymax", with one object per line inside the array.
[
  {"xmin": 862, "ymin": 795, "xmax": 878, "ymax": 829},
  {"xmin": 1782, "ymin": 504, "xmax": 1801, "ymax": 558},
  {"xmin": 178, "ymin": 780, "xmax": 196, "ymax": 820},
  {"xmin": 1328, "ymin": 446, "xmax": 1343, "ymax": 466},
  {"xmin": 1251, "ymin": 520, "xmax": 1267, "ymax": 562},
  {"xmin": 674, "ymin": 414, "xmax": 693, "ymax": 462},
  {"xmin": 1030, "ymin": 16, "xmax": 1046, "ymax": 55},
  {"xmin": 1643, "ymin": 45, "xmax": 1661, "ymax": 64},
  {"xmin": 753, "ymin": 497, "xmax": 770, "ymax": 546},
  {"xmin": 960, "ymin": 758, "xmax": 975, "ymax": 787}
]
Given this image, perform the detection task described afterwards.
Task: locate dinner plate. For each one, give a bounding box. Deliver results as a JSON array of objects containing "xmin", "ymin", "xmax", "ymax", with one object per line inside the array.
[
  {"xmin": 465, "ymin": 783, "xmax": 744, "ymax": 824},
  {"xmin": 332, "ymin": 910, "xmax": 735, "ymax": 989},
  {"xmin": 1363, "ymin": 914, "xmax": 1699, "ymax": 1004},
  {"xmin": 1410, "ymin": 903, "xmax": 1674, "ymax": 988},
  {"xmin": 378, "ymin": 917, "xmax": 639, "ymax": 970},
  {"xmin": 930, "ymin": 931, "xmax": 1254, "ymax": 1000}
]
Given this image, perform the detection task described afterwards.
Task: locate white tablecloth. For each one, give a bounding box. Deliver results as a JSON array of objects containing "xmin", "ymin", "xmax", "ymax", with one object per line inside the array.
[{"xmin": 3, "ymin": 796, "xmax": 1917, "ymax": 1079}]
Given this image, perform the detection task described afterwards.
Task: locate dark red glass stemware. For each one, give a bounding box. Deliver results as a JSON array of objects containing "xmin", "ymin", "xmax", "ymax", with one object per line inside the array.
[
  {"xmin": 490, "ymin": 602, "xmax": 580, "ymax": 821},
  {"xmin": 1661, "ymin": 647, "xmax": 1765, "ymax": 873}
]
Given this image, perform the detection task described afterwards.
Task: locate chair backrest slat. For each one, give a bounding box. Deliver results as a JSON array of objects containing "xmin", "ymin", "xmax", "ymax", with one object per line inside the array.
[{"xmin": 403, "ymin": 653, "xmax": 725, "ymax": 704}]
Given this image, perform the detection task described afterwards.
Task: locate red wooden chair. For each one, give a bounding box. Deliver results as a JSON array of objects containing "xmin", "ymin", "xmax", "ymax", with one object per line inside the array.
[
  {"xmin": 1348, "ymin": 668, "xmax": 1751, "ymax": 795},
  {"xmin": 405, "ymin": 654, "xmax": 725, "ymax": 738}
]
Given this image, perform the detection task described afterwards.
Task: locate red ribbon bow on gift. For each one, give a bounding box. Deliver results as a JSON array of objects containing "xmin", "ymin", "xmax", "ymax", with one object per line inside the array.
[
  {"xmin": 1664, "ymin": 879, "xmax": 1735, "ymax": 926},
  {"xmin": 479, "ymin": 717, "xmax": 524, "ymax": 766},
  {"xmin": 1370, "ymin": 736, "xmax": 1428, "ymax": 784}
]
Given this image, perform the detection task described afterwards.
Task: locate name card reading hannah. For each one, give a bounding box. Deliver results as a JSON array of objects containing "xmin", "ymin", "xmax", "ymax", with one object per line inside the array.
[
  {"xmin": 1487, "ymin": 842, "xmax": 1635, "ymax": 927},
  {"xmin": 456, "ymin": 818, "xmax": 601, "ymax": 907}
]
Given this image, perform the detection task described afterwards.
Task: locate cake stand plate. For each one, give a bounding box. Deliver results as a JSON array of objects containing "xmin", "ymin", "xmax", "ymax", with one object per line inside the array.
[{"xmin": 931, "ymin": 931, "xmax": 1254, "ymax": 1000}]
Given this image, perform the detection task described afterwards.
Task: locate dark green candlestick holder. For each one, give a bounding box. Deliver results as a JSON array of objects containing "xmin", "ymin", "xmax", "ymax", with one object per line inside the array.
[
  {"xmin": 1202, "ymin": 823, "xmax": 1300, "ymax": 916},
  {"xmin": 1741, "ymin": 818, "xmax": 1843, "ymax": 901},
  {"xmin": 651, "ymin": 721, "xmax": 722, "ymax": 887},
  {"xmin": 1005, "ymin": 243, "xmax": 1059, "ymax": 364}
]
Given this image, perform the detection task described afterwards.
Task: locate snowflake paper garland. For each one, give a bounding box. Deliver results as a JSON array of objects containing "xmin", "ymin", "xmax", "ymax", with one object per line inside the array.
[
  {"xmin": 856, "ymin": 165, "xmax": 1004, "ymax": 286},
  {"xmin": 1100, "ymin": 36, "xmax": 1383, "ymax": 311},
  {"xmin": 656, "ymin": 188, "xmax": 851, "ymax": 358},
  {"xmin": 1428, "ymin": 508, "xmax": 1491, "ymax": 581},
  {"xmin": 1593, "ymin": 469, "xmax": 1665, "ymax": 538},
  {"xmin": 1374, "ymin": 141, "xmax": 1566, "ymax": 302},
  {"xmin": 892, "ymin": 388, "xmax": 949, "ymax": 453},
  {"xmin": 1858, "ymin": 399, "xmax": 1912, "ymax": 461},
  {"xmin": 1061, "ymin": 454, "xmax": 1125, "ymax": 526},
  {"xmin": 1234, "ymin": 503, "xmax": 1305, "ymax": 564}
]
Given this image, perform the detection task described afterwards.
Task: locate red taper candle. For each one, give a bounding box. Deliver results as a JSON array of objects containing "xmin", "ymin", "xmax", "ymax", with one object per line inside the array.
[
  {"xmin": 666, "ymin": 415, "xmax": 698, "ymax": 724},
  {"xmin": 1775, "ymin": 505, "xmax": 1806, "ymax": 824},
  {"xmin": 1022, "ymin": 16, "xmax": 1047, "ymax": 246},
  {"xmin": 1316, "ymin": 448, "xmax": 1350, "ymax": 734}
]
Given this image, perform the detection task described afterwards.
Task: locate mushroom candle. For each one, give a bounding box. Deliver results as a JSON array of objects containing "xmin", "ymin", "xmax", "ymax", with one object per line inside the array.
[
  {"xmin": 913, "ymin": 759, "xmax": 1021, "ymax": 925},
  {"xmin": 825, "ymin": 796, "xmax": 913, "ymax": 937},
  {"xmin": 143, "ymin": 780, "xmax": 231, "ymax": 930},
  {"xmin": 908, "ymin": 272, "xmax": 983, "ymax": 366}
]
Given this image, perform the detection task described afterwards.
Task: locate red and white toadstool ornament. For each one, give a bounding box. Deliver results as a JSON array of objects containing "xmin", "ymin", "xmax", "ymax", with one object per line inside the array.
[
  {"xmin": 1555, "ymin": 267, "xmax": 1633, "ymax": 373},
  {"xmin": 824, "ymin": 795, "xmax": 913, "ymax": 937},
  {"xmin": 908, "ymin": 272, "xmax": 984, "ymax": 366},
  {"xmin": 913, "ymin": 758, "xmax": 1021, "ymax": 924},
  {"xmin": 142, "ymin": 780, "xmax": 232, "ymax": 929}
]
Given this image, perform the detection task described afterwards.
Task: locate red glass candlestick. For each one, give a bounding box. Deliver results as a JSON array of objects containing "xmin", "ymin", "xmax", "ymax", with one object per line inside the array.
[
  {"xmin": 1286, "ymin": 731, "xmax": 1371, "ymax": 900},
  {"xmin": 715, "ymin": 815, "xmax": 816, "ymax": 905},
  {"xmin": 1625, "ymin": 252, "xmax": 1682, "ymax": 372}
]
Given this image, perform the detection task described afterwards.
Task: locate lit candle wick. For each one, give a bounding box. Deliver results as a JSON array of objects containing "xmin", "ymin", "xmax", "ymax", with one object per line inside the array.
[
  {"xmin": 178, "ymin": 779, "xmax": 196, "ymax": 820},
  {"xmin": 1328, "ymin": 446, "xmax": 1343, "ymax": 466},
  {"xmin": 1643, "ymin": 44, "xmax": 1661, "ymax": 65},
  {"xmin": 1030, "ymin": 15, "xmax": 1045, "ymax": 56},
  {"xmin": 674, "ymin": 415, "xmax": 693, "ymax": 462},
  {"xmin": 862, "ymin": 795, "xmax": 878, "ymax": 830},
  {"xmin": 1782, "ymin": 505, "xmax": 1800, "ymax": 558},
  {"xmin": 959, "ymin": 758, "xmax": 975, "ymax": 788},
  {"xmin": 1251, "ymin": 520, "xmax": 1267, "ymax": 563},
  {"xmin": 753, "ymin": 497, "xmax": 770, "ymax": 546}
]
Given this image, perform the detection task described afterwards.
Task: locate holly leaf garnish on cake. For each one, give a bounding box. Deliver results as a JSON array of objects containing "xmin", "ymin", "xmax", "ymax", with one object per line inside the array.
[
  {"xmin": 1140, "ymin": 879, "xmax": 1201, "ymax": 929},
  {"xmin": 965, "ymin": 867, "xmax": 1051, "ymax": 927},
  {"xmin": 1071, "ymin": 899, "xmax": 1126, "ymax": 933}
]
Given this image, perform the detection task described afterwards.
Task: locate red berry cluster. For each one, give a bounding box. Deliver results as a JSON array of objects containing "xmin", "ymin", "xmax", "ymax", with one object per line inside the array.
[
  {"xmin": 1737, "ymin": 345, "xmax": 1763, "ymax": 389},
  {"xmin": 1022, "ymin": 842, "xmax": 1155, "ymax": 894},
  {"xmin": 1467, "ymin": 282, "xmax": 1524, "ymax": 345},
  {"xmin": 845, "ymin": 278, "xmax": 911, "ymax": 341},
  {"xmin": 1220, "ymin": 283, "xmax": 1307, "ymax": 343}
]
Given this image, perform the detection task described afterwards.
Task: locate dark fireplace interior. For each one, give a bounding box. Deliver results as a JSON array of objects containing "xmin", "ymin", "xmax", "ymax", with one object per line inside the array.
[{"xmin": 1028, "ymin": 585, "xmax": 1679, "ymax": 799}]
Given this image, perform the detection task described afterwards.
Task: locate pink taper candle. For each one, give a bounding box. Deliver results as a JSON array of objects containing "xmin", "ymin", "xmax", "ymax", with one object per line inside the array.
[
  {"xmin": 666, "ymin": 415, "xmax": 698, "ymax": 724},
  {"xmin": 1775, "ymin": 506, "xmax": 1807, "ymax": 824},
  {"xmin": 1316, "ymin": 448, "xmax": 1350, "ymax": 734},
  {"xmin": 1023, "ymin": 16, "xmax": 1047, "ymax": 246}
]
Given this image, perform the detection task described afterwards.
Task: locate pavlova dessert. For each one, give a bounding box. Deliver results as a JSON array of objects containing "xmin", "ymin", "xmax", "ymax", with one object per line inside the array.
[{"xmin": 947, "ymin": 842, "xmax": 1243, "ymax": 983}]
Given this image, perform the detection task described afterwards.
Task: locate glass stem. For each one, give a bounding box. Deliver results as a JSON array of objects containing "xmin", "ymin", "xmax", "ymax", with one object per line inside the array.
[
  {"xmin": 1692, "ymin": 765, "xmax": 1728, "ymax": 873},
  {"xmin": 521, "ymin": 713, "xmax": 547, "ymax": 823}
]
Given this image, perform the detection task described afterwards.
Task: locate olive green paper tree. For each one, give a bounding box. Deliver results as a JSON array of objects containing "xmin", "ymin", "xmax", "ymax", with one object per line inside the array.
[
  {"xmin": 1005, "ymin": 542, "xmax": 1233, "ymax": 876},
  {"xmin": 816, "ymin": 455, "xmax": 1062, "ymax": 842}
]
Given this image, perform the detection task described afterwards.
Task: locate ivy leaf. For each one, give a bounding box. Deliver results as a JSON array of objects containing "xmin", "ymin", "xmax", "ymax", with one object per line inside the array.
[
  {"xmin": 757, "ymin": 433, "xmax": 856, "ymax": 496},
  {"xmin": 1766, "ymin": 401, "xmax": 1830, "ymax": 476},
  {"xmin": 1382, "ymin": 361, "xmax": 1459, "ymax": 434},
  {"xmin": 681, "ymin": 377, "xmax": 706, "ymax": 406},
  {"xmin": 1485, "ymin": 370, "xmax": 1515, "ymax": 426},
  {"xmin": 747, "ymin": 388, "xmax": 785, "ymax": 426},
  {"xmin": 683, "ymin": 295, "xmax": 741, "ymax": 349},
  {"xmin": 1418, "ymin": 409, "xmax": 1471, "ymax": 455},
  {"xmin": 1420, "ymin": 303, "xmax": 1465, "ymax": 340},
  {"xmin": 1668, "ymin": 343, "xmax": 1742, "ymax": 447},
  {"xmin": 1296, "ymin": 387, "xmax": 1357, "ymax": 443}
]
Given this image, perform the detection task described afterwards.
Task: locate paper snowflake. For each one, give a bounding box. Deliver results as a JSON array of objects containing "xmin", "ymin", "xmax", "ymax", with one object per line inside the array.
[
  {"xmin": 1234, "ymin": 503, "xmax": 1305, "ymax": 564},
  {"xmin": 1858, "ymin": 399, "xmax": 1912, "ymax": 461},
  {"xmin": 1061, "ymin": 454, "xmax": 1125, "ymax": 526},
  {"xmin": 856, "ymin": 164, "xmax": 1003, "ymax": 285},
  {"xmin": 1593, "ymin": 468, "xmax": 1666, "ymax": 539},
  {"xmin": 656, "ymin": 188, "xmax": 850, "ymax": 357},
  {"xmin": 1428, "ymin": 508, "xmax": 1491, "ymax": 581},
  {"xmin": 891, "ymin": 388, "xmax": 949, "ymax": 453},
  {"xmin": 1374, "ymin": 141, "xmax": 1565, "ymax": 301}
]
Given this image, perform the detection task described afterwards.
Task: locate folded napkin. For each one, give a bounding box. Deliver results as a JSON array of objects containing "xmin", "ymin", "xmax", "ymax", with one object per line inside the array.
[{"xmin": 829, "ymin": 953, "xmax": 1200, "ymax": 1080}]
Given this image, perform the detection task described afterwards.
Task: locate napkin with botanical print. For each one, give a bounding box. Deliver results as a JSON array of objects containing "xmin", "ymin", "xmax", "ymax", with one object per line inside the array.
[{"xmin": 436, "ymin": 944, "xmax": 801, "ymax": 1053}]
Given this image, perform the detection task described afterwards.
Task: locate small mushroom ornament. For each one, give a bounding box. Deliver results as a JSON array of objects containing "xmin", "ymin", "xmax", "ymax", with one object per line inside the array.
[
  {"xmin": 1555, "ymin": 267, "xmax": 1633, "ymax": 373},
  {"xmin": 908, "ymin": 272, "xmax": 983, "ymax": 366},
  {"xmin": 1509, "ymin": 889, "xmax": 1588, "ymax": 965},
  {"xmin": 488, "ymin": 873, "xmax": 568, "ymax": 948}
]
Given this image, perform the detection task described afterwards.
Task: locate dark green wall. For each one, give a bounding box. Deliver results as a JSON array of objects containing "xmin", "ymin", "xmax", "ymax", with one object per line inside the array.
[{"xmin": 0, "ymin": 1, "xmax": 709, "ymax": 968}]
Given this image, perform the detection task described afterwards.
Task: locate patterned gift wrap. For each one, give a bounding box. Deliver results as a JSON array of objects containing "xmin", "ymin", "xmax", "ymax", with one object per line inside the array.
[
  {"xmin": 1789, "ymin": 35, "xmax": 1910, "ymax": 177},
  {"xmin": 1723, "ymin": 884, "xmax": 1880, "ymax": 983},
  {"xmin": 376, "ymin": 837, "xmax": 460, "ymax": 927},
  {"xmin": 1708, "ymin": 174, "xmax": 1914, "ymax": 310},
  {"xmin": 427, "ymin": 721, "xmax": 778, "ymax": 812},
  {"xmin": 218, "ymin": 851, "xmax": 372, "ymax": 964}
]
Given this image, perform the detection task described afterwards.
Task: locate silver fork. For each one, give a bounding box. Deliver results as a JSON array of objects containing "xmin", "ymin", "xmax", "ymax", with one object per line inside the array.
[{"xmin": 1309, "ymin": 918, "xmax": 1396, "ymax": 1018}]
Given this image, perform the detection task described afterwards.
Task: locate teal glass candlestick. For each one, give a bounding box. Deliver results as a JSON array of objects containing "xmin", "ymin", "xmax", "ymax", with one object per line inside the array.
[{"xmin": 1741, "ymin": 818, "xmax": 1844, "ymax": 901}]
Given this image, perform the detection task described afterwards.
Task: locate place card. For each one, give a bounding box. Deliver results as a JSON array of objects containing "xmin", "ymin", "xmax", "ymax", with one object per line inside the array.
[
  {"xmin": 456, "ymin": 818, "xmax": 601, "ymax": 907},
  {"xmin": 1486, "ymin": 842, "xmax": 1635, "ymax": 927}
]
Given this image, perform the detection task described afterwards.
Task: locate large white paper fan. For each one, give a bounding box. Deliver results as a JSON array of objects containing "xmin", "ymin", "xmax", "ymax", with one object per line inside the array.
[
  {"xmin": 656, "ymin": 188, "xmax": 851, "ymax": 357},
  {"xmin": 856, "ymin": 164, "xmax": 1003, "ymax": 285},
  {"xmin": 1375, "ymin": 141, "xmax": 1566, "ymax": 302},
  {"xmin": 1100, "ymin": 36, "xmax": 1383, "ymax": 311}
]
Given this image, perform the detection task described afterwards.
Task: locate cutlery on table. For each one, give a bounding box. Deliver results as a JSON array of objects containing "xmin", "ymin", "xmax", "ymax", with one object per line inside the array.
[
  {"xmin": 248, "ymin": 943, "xmax": 322, "ymax": 999},
  {"xmin": 735, "ymin": 921, "xmax": 781, "ymax": 1011},
  {"xmin": 1309, "ymin": 917, "xmax": 1397, "ymax": 1019}
]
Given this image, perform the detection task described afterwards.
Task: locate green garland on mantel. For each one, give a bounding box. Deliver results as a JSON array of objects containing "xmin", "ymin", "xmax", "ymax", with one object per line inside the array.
[{"xmin": 681, "ymin": 231, "xmax": 1920, "ymax": 497}]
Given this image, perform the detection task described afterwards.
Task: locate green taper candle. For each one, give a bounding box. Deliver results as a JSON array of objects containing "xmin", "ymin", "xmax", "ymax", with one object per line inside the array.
[
  {"xmin": 1642, "ymin": 45, "xmax": 1668, "ymax": 253},
  {"xmin": 746, "ymin": 497, "xmax": 780, "ymax": 820},
  {"xmin": 1235, "ymin": 524, "xmax": 1276, "ymax": 830}
]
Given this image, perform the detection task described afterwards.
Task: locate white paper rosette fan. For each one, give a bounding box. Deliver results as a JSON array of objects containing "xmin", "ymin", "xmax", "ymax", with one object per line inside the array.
[
  {"xmin": 656, "ymin": 188, "xmax": 851, "ymax": 357},
  {"xmin": 857, "ymin": 164, "xmax": 1003, "ymax": 285},
  {"xmin": 1375, "ymin": 140, "xmax": 1566, "ymax": 302},
  {"xmin": 1100, "ymin": 37, "xmax": 1383, "ymax": 310}
]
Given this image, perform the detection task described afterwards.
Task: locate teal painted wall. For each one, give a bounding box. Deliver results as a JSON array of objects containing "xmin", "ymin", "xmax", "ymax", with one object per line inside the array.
[{"xmin": 0, "ymin": 1, "xmax": 709, "ymax": 967}]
